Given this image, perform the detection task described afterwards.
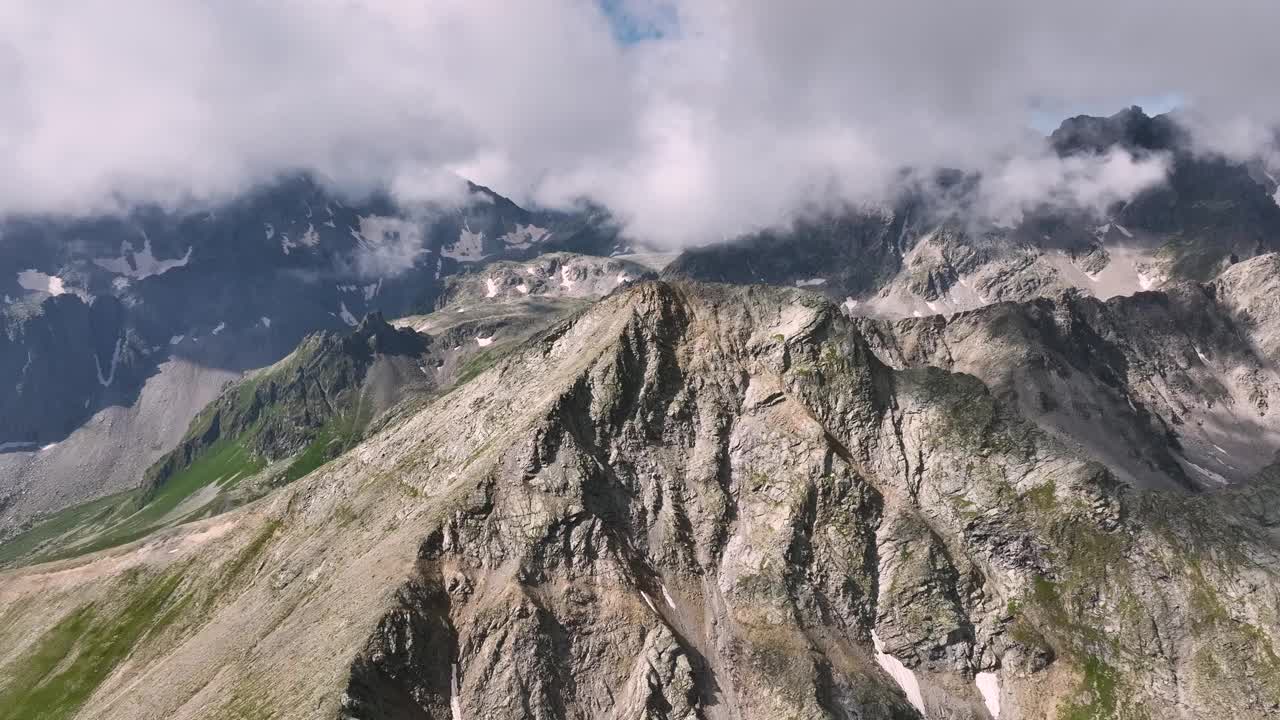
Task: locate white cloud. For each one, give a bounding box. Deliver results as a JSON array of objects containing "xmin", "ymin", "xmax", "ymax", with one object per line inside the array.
[{"xmin": 0, "ymin": 1, "xmax": 1278, "ymax": 244}]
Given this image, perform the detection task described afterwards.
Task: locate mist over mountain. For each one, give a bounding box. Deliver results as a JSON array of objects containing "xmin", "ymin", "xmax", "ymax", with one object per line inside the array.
[
  {"xmin": 7, "ymin": 4, "xmax": 1280, "ymax": 720},
  {"xmin": 5, "ymin": 1, "xmax": 1280, "ymax": 246}
]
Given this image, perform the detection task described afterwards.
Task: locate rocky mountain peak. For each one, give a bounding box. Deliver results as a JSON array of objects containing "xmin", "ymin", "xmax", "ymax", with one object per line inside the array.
[{"xmin": 1050, "ymin": 105, "xmax": 1186, "ymax": 155}]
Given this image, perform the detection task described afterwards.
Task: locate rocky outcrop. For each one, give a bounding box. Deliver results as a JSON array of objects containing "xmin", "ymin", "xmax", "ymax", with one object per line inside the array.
[
  {"xmin": 436, "ymin": 252, "xmax": 654, "ymax": 307},
  {"xmin": 856, "ymin": 254, "xmax": 1280, "ymax": 491},
  {"xmin": 332, "ymin": 282, "xmax": 1280, "ymax": 719},
  {"xmin": 2, "ymin": 281, "xmax": 1279, "ymax": 720}
]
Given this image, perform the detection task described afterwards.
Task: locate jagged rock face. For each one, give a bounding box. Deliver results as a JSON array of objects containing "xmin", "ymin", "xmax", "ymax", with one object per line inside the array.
[
  {"xmin": 332, "ymin": 282, "xmax": 1280, "ymax": 719},
  {"xmin": 0, "ymin": 294, "xmax": 141, "ymax": 444},
  {"xmin": 856, "ymin": 253, "xmax": 1280, "ymax": 491},
  {"xmin": 2, "ymin": 282, "xmax": 1278, "ymax": 720},
  {"xmin": 436, "ymin": 252, "xmax": 654, "ymax": 307}
]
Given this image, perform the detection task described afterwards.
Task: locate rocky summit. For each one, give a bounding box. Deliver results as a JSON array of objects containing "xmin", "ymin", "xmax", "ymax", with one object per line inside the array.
[
  {"xmin": 1, "ymin": 280, "xmax": 1279, "ymax": 719},
  {"xmin": 5, "ymin": 106, "xmax": 1280, "ymax": 720}
]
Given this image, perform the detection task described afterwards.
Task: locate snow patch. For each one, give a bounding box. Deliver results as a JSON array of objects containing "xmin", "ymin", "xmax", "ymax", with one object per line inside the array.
[
  {"xmin": 1114, "ymin": 223, "xmax": 1134, "ymax": 238},
  {"xmin": 975, "ymin": 672, "xmax": 1001, "ymax": 718},
  {"xmin": 211, "ymin": 322, "xmax": 226, "ymax": 336},
  {"xmin": 616, "ymin": 272, "xmax": 631, "ymax": 285},
  {"xmin": 352, "ymin": 216, "xmax": 428, "ymax": 277},
  {"xmin": 264, "ymin": 223, "xmax": 275, "ymax": 240},
  {"xmin": 871, "ymin": 631, "xmax": 926, "ymax": 715},
  {"xmin": 282, "ymin": 223, "xmax": 321, "ymax": 255},
  {"xmin": 559, "ymin": 266, "xmax": 576, "ymax": 291},
  {"xmin": 485, "ymin": 278, "xmax": 500, "ymax": 298},
  {"xmin": 660, "ymin": 584, "xmax": 677, "ymax": 610},
  {"xmin": 476, "ymin": 335, "xmax": 494, "ymax": 347},
  {"xmin": 338, "ymin": 302, "xmax": 359, "ymax": 327},
  {"xmin": 842, "ymin": 297, "xmax": 860, "ymax": 313},
  {"xmin": 1183, "ymin": 457, "xmax": 1230, "ymax": 485},
  {"xmin": 500, "ymin": 224, "xmax": 549, "ymax": 249},
  {"xmin": 169, "ymin": 335, "xmax": 185, "ymax": 345},
  {"xmin": 17, "ymin": 270, "xmax": 68, "ymax": 296},
  {"xmin": 260, "ymin": 317, "xmax": 271, "ymax": 328},
  {"xmin": 95, "ymin": 338, "xmax": 125, "ymax": 387},
  {"xmin": 443, "ymin": 224, "xmax": 486, "ymax": 261},
  {"xmin": 451, "ymin": 663, "xmax": 463, "ymax": 720},
  {"xmin": 94, "ymin": 236, "xmax": 191, "ymax": 279},
  {"xmin": 795, "ymin": 278, "xmax": 827, "ymax": 287},
  {"xmin": 516, "ymin": 283, "xmax": 530, "ymax": 295},
  {"xmin": 363, "ymin": 281, "xmax": 381, "ymax": 301}
]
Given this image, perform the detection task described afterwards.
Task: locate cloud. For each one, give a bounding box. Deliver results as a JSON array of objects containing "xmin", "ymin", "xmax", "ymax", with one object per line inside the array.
[
  {"xmin": 976, "ymin": 148, "xmax": 1172, "ymax": 227},
  {"xmin": 0, "ymin": 1, "xmax": 1278, "ymax": 245}
]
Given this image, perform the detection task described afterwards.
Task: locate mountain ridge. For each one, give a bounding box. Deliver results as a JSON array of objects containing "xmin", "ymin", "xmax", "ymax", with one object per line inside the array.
[{"xmin": 0, "ymin": 280, "xmax": 1277, "ymax": 718}]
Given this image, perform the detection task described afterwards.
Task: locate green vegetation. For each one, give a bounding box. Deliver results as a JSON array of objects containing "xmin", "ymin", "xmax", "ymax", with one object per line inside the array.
[
  {"xmin": 140, "ymin": 440, "xmax": 264, "ymax": 521},
  {"xmin": 334, "ymin": 504, "xmax": 358, "ymax": 528},
  {"xmin": 1156, "ymin": 236, "xmax": 1230, "ymax": 283},
  {"xmin": 0, "ymin": 570, "xmax": 186, "ymax": 720},
  {"xmin": 0, "ymin": 491, "xmax": 138, "ymax": 567},
  {"xmin": 912, "ymin": 368, "xmax": 1034, "ymax": 456},
  {"xmin": 1023, "ymin": 480, "xmax": 1057, "ymax": 513},
  {"xmin": 1058, "ymin": 655, "xmax": 1121, "ymax": 720},
  {"xmin": 455, "ymin": 348, "xmax": 500, "ymax": 385},
  {"xmin": 280, "ymin": 430, "xmax": 341, "ymax": 485},
  {"xmin": 0, "ymin": 439, "xmax": 263, "ymax": 569},
  {"xmin": 203, "ymin": 521, "xmax": 279, "ymax": 608}
]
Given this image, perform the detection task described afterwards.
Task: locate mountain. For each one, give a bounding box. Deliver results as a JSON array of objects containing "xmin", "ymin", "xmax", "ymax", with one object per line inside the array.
[
  {"xmin": 5, "ymin": 107, "xmax": 1280, "ymax": 720},
  {"xmin": 0, "ymin": 176, "xmax": 624, "ymax": 536},
  {"xmin": 0, "ymin": 252, "xmax": 651, "ymax": 568},
  {"xmin": 854, "ymin": 253, "xmax": 1280, "ymax": 492},
  {"xmin": 0, "ymin": 281, "xmax": 1277, "ymax": 719},
  {"xmin": 666, "ymin": 107, "xmax": 1280, "ymax": 319}
]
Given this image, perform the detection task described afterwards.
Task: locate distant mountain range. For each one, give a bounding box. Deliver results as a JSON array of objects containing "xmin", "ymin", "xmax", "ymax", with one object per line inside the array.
[{"xmin": 3, "ymin": 108, "xmax": 1280, "ymax": 720}]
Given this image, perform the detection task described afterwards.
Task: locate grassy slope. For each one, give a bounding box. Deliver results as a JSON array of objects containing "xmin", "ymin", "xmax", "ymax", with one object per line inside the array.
[{"xmin": 0, "ymin": 440, "xmax": 265, "ymax": 569}]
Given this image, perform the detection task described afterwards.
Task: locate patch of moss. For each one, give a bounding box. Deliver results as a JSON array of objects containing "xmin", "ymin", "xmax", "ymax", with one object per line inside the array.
[
  {"xmin": 1058, "ymin": 655, "xmax": 1121, "ymax": 720},
  {"xmin": 334, "ymin": 504, "xmax": 358, "ymax": 528},
  {"xmin": 1023, "ymin": 480, "xmax": 1057, "ymax": 513}
]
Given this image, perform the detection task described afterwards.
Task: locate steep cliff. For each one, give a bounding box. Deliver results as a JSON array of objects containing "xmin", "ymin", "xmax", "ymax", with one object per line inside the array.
[{"xmin": 0, "ymin": 281, "xmax": 1276, "ymax": 719}]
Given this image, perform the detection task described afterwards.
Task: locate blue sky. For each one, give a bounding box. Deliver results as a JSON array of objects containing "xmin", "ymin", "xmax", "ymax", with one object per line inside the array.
[{"xmin": 599, "ymin": 0, "xmax": 676, "ymax": 44}]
